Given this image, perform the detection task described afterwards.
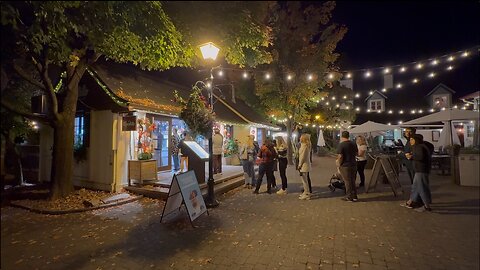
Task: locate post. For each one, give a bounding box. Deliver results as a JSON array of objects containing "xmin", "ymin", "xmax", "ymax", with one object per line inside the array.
[{"xmin": 205, "ymin": 67, "xmax": 219, "ymax": 208}]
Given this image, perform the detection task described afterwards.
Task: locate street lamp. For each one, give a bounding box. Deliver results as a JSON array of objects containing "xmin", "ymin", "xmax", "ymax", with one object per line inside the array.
[{"xmin": 200, "ymin": 42, "xmax": 220, "ymax": 208}]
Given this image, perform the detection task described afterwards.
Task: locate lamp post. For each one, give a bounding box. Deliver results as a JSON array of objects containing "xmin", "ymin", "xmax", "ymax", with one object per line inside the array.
[{"xmin": 200, "ymin": 42, "xmax": 220, "ymax": 208}]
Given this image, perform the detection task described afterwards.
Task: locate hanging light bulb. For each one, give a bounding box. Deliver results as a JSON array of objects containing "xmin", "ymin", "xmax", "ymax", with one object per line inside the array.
[
  {"xmin": 411, "ymin": 110, "xmax": 416, "ymax": 114},
  {"xmin": 399, "ymin": 110, "xmax": 404, "ymax": 114},
  {"xmin": 328, "ymin": 73, "xmax": 334, "ymax": 79},
  {"xmin": 206, "ymin": 82, "xmax": 212, "ymax": 88},
  {"xmin": 321, "ymin": 97, "xmax": 325, "ymax": 101},
  {"xmin": 462, "ymin": 51, "xmax": 469, "ymax": 57},
  {"xmin": 453, "ymin": 105, "xmax": 458, "ymax": 109},
  {"xmin": 418, "ymin": 109, "xmax": 423, "ymax": 113},
  {"xmin": 416, "ymin": 63, "xmax": 423, "ymax": 69},
  {"xmin": 447, "ymin": 66, "xmax": 453, "ymax": 71},
  {"xmin": 413, "ymin": 78, "xmax": 419, "ymax": 83},
  {"xmin": 243, "ymin": 72, "xmax": 249, "ymax": 78},
  {"xmin": 343, "ymin": 95, "xmax": 347, "ymax": 99},
  {"xmin": 331, "ymin": 96, "xmax": 336, "ymax": 100},
  {"xmin": 218, "ymin": 70, "xmax": 224, "ymax": 76},
  {"xmin": 346, "ymin": 73, "xmax": 352, "ymax": 79},
  {"xmin": 365, "ymin": 71, "xmax": 371, "ymax": 78},
  {"xmin": 431, "ymin": 59, "xmax": 438, "ymax": 66},
  {"xmin": 384, "ymin": 68, "xmax": 390, "ymax": 74},
  {"xmin": 400, "ymin": 67, "xmax": 406, "ymax": 72},
  {"xmin": 382, "ymin": 88, "xmax": 387, "ymax": 92},
  {"xmin": 396, "ymin": 83, "xmax": 402, "ymax": 89},
  {"xmin": 346, "ymin": 106, "xmax": 350, "ymax": 109},
  {"xmin": 428, "ymin": 72, "xmax": 436, "ymax": 78},
  {"xmin": 355, "ymin": 93, "xmax": 360, "ymax": 98},
  {"xmin": 388, "ymin": 110, "xmax": 393, "ymax": 114},
  {"xmin": 356, "ymin": 107, "xmax": 360, "ymax": 112},
  {"xmin": 287, "ymin": 74, "xmax": 292, "ymax": 81},
  {"xmin": 369, "ymin": 91, "xmax": 373, "ymax": 95},
  {"xmin": 387, "ymin": 123, "xmax": 391, "ymax": 125},
  {"xmin": 367, "ymin": 109, "xmax": 371, "ymax": 113},
  {"xmin": 325, "ymin": 101, "xmax": 329, "ymax": 105},
  {"xmin": 430, "ymin": 108, "xmax": 435, "ymax": 112},
  {"xmin": 448, "ymin": 56, "xmax": 455, "ymax": 61},
  {"xmin": 336, "ymin": 104, "xmax": 340, "ymax": 108},
  {"xmin": 265, "ymin": 73, "xmax": 271, "ymax": 80},
  {"xmin": 398, "ymin": 121, "xmax": 403, "ymax": 124}
]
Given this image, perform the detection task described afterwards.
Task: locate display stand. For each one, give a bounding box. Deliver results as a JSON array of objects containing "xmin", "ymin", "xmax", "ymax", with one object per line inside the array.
[
  {"xmin": 181, "ymin": 141, "xmax": 209, "ymax": 184},
  {"xmin": 366, "ymin": 155, "xmax": 403, "ymax": 196},
  {"xmin": 160, "ymin": 170, "xmax": 208, "ymax": 227}
]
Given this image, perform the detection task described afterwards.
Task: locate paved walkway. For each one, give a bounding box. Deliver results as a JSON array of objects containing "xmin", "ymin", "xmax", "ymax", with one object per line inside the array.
[{"xmin": 1, "ymin": 156, "xmax": 479, "ymax": 270}]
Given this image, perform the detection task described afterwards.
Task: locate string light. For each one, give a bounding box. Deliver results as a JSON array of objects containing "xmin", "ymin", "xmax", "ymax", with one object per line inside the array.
[
  {"xmin": 287, "ymin": 74, "xmax": 293, "ymax": 80},
  {"xmin": 388, "ymin": 110, "xmax": 393, "ymax": 114},
  {"xmin": 243, "ymin": 72, "xmax": 249, "ymax": 78},
  {"xmin": 448, "ymin": 56, "xmax": 455, "ymax": 61},
  {"xmin": 365, "ymin": 71, "xmax": 371, "ymax": 78},
  {"xmin": 218, "ymin": 70, "xmax": 224, "ymax": 76},
  {"xmin": 307, "ymin": 74, "xmax": 313, "ymax": 81},
  {"xmin": 396, "ymin": 83, "xmax": 402, "ymax": 89},
  {"xmin": 428, "ymin": 72, "xmax": 436, "ymax": 78},
  {"xmin": 431, "ymin": 59, "xmax": 438, "ymax": 66},
  {"xmin": 343, "ymin": 95, "xmax": 347, "ymax": 99},
  {"xmin": 346, "ymin": 73, "xmax": 352, "ymax": 79},
  {"xmin": 331, "ymin": 96, "xmax": 336, "ymax": 100},
  {"xmin": 447, "ymin": 66, "xmax": 453, "ymax": 71},
  {"xmin": 462, "ymin": 51, "xmax": 469, "ymax": 57},
  {"xmin": 384, "ymin": 68, "xmax": 390, "ymax": 74},
  {"xmin": 355, "ymin": 93, "xmax": 360, "ymax": 98},
  {"xmin": 412, "ymin": 78, "xmax": 419, "ymax": 83},
  {"xmin": 328, "ymin": 73, "xmax": 334, "ymax": 79},
  {"xmin": 400, "ymin": 67, "xmax": 406, "ymax": 72},
  {"xmin": 416, "ymin": 63, "xmax": 423, "ymax": 69},
  {"xmin": 265, "ymin": 73, "xmax": 271, "ymax": 80},
  {"xmin": 382, "ymin": 88, "xmax": 387, "ymax": 92},
  {"xmin": 399, "ymin": 110, "xmax": 404, "ymax": 114}
]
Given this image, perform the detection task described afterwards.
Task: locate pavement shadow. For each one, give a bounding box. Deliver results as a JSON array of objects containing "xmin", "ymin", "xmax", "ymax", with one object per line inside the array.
[
  {"xmin": 61, "ymin": 205, "xmax": 222, "ymax": 270},
  {"xmin": 431, "ymin": 199, "xmax": 480, "ymax": 216}
]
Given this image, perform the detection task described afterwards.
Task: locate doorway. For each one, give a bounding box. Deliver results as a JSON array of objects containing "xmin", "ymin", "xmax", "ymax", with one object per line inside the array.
[{"xmin": 152, "ymin": 116, "xmax": 171, "ymax": 171}]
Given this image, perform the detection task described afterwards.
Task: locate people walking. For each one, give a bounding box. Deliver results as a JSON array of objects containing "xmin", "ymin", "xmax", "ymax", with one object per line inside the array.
[
  {"xmin": 275, "ymin": 136, "xmax": 288, "ymax": 195},
  {"xmin": 356, "ymin": 135, "xmax": 368, "ymax": 188},
  {"xmin": 240, "ymin": 135, "xmax": 257, "ymax": 189},
  {"xmin": 253, "ymin": 138, "xmax": 277, "ymax": 194},
  {"xmin": 403, "ymin": 134, "xmax": 432, "ymax": 212},
  {"xmin": 298, "ymin": 134, "xmax": 312, "ymax": 200},
  {"xmin": 212, "ymin": 128, "xmax": 224, "ymax": 175},
  {"xmin": 337, "ymin": 131, "xmax": 358, "ymax": 202}
]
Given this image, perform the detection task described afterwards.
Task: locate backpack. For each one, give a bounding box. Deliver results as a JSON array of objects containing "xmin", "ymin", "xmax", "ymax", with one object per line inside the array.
[{"xmin": 423, "ymin": 141, "xmax": 434, "ymax": 156}]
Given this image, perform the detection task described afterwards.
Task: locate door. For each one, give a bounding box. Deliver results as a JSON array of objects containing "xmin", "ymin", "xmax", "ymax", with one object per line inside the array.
[{"xmin": 152, "ymin": 117, "xmax": 171, "ymax": 171}]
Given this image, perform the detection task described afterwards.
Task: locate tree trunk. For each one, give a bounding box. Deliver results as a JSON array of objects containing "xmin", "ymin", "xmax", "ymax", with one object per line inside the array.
[
  {"xmin": 50, "ymin": 115, "xmax": 75, "ymax": 199},
  {"xmin": 50, "ymin": 69, "xmax": 83, "ymax": 199}
]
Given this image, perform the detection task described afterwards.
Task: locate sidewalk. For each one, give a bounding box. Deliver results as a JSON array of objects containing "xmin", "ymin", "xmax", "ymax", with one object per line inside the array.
[{"xmin": 1, "ymin": 155, "xmax": 479, "ymax": 270}]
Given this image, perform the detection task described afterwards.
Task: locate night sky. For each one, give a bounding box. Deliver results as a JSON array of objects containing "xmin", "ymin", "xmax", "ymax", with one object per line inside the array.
[{"xmin": 333, "ymin": 1, "xmax": 479, "ymax": 96}]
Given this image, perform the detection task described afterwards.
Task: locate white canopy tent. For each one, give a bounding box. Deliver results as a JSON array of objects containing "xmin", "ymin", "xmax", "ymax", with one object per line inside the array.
[
  {"xmin": 437, "ymin": 122, "xmax": 461, "ymax": 148},
  {"xmin": 403, "ymin": 108, "xmax": 479, "ymax": 146},
  {"xmin": 348, "ymin": 121, "xmax": 397, "ymax": 134}
]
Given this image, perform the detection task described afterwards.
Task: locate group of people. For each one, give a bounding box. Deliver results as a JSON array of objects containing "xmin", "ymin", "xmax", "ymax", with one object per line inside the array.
[
  {"xmin": 336, "ymin": 128, "xmax": 434, "ymax": 213},
  {"xmin": 170, "ymin": 128, "xmax": 192, "ymax": 173},
  {"xmin": 238, "ymin": 132, "xmax": 313, "ymax": 200}
]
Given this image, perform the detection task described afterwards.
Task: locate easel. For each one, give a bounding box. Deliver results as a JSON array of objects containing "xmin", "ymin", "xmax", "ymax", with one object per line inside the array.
[
  {"xmin": 366, "ymin": 155, "xmax": 403, "ymax": 196},
  {"xmin": 160, "ymin": 171, "xmax": 209, "ymax": 227}
]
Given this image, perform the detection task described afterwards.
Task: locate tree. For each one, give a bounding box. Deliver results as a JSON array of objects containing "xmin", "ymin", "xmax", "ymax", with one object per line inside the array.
[
  {"xmin": 1, "ymin": 1, "xmax": 272, "ymax": 199},
  {"xmin": 255, "ymin": 1, "xmax": 347, "ymax": 164},
  {"xmin": 0, "ymin": 1, "xmax": 194, "ymax": 199}
]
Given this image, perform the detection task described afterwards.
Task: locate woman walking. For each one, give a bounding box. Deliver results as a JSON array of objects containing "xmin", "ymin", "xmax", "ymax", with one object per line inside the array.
[
  {"xmin": 356, "ymin": 135, "xmax": 368, "ymax": 188},
  {"xmin": 240, "ymin": 135, "xmax": 257, "ymax": 189},
  {"xmin": 298, "ymin": 134, "xmax": 312, "ymax": 200},
  {"xmin": 275, "ymin": 136, "xmax": 289, "ymax": 195}
]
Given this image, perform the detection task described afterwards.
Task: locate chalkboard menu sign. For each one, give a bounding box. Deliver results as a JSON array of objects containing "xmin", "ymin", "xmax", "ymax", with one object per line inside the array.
[{"xmin": 122, "ymin": 115, "xmax": 137, "ymax": 131}]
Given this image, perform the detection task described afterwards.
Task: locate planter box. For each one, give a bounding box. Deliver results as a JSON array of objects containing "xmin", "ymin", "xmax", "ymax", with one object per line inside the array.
[
  {"xmin": 458, "ymin": 154, "xmax": 480, "ymax": 187},
  {"xmin": 128, "ymin": 159, "xmax": 157, "ymax": 186},
  {"xmin": 224, "ymin": 155, "xmax": 241, "ymax": 166}
]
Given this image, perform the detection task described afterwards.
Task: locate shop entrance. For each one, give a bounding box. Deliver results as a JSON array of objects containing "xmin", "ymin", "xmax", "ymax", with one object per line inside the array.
[{"xmin": 152, "ymin": 116, "xmax": 171, "ymax": 171}]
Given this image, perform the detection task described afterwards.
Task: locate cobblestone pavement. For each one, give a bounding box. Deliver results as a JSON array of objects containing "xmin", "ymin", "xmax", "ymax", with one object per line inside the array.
[{"xmin": 1, "ymin": 156, "xmax": 479, "ymax": 270}]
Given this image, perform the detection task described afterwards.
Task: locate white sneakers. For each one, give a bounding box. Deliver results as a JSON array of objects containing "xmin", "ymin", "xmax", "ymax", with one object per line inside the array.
[
  {"xmin": 276, "ymin": 189, "xmax": 287, "ymax": 195},
  {"xmin": 298, "ymin": 193, "xmax": 311, "ymax": 200}
]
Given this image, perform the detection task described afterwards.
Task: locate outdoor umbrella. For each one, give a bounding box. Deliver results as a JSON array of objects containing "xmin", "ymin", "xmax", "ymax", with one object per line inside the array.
[
  {"xmin": 402, "ymin": 108, "xmax": 479, "ymax": 146},
  {"xmin": 437, "ymin": 121, "xmax": 461, "ymax": 148},
  {"xmin": 317, "ymin": 129, "xmax": 326, "ymax": 147}
]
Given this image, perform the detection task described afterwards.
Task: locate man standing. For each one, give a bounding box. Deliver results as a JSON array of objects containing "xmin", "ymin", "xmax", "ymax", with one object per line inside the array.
[
  {"xmin": 337, "ymin": 131, "xmax": 358, "ymax": 202},
  {"xmin": 402, "ymin": 127, "xmax": 416, "ymax": 184},
  {"xmin": 212, "ymin": 128, "xmax": 224, "ymax": 174}
]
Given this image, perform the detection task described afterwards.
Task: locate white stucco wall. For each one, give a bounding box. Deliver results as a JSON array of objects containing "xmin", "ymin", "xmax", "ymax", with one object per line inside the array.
[
  {"xmin": 82, "ymin": 110, "xmax": 115, "ymax": 191},
  {"xmin": 114, "ymin": 113, "xmax": 132, "ymax": 191}
]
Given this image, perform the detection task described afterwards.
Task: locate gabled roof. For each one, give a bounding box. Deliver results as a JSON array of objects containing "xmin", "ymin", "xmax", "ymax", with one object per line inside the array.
[
  {"xmin": 364, "ymin": 90, "xmax": 388, "ymax": 102},
  {"xmin": 426, "ymin": 83, "xmax": 456, "ymax": 96},
  {"xmin": 460, "ymin": 91, "xmax": 480, "ymax": 100}
]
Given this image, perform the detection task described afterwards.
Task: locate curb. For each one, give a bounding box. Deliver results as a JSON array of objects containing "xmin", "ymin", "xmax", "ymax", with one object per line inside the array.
[{"xmin": 9, "ymin": 195, "xmax": 144, "ymax": 215}]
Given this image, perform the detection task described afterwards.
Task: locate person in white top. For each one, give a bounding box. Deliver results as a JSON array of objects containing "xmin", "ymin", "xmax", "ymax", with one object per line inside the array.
[
  {"xmin": 356, "ymin": 135, "xmax": 368, "ymax": 187},
  {"xmin": 212, "ymin": 128, "xmax": 224, "ymax": 174},
  {"xmin": 297, "ymin": 134, "xmax": 312, "ymax": 200}
]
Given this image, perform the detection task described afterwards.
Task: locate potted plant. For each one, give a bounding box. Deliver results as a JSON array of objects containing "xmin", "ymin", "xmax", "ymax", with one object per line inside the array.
[{"xmin": 224, "ymin": 139, "xmax": 240, "ymax": 165}]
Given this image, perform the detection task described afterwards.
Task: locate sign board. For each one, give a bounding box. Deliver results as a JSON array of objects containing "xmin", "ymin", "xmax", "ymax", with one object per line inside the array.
[
  {"xmin": 183, "ymin": 141, "xmax": 209, "ymax": 160},
  {"xmin": 122, "ymin": 115, "xmax": 137, "ymax": 131},
  {"xmin": 366, "ymin": 155, "xmax": 403, "ymax": 196},
  {"xmin": 160, "ymin": 170, "xmax": 208, "ymax": 225}
]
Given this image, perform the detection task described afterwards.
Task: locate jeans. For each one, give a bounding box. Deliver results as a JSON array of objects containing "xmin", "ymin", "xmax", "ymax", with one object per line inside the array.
[
  {"xmin": 172, "ymin": 153, "xmax": 180, "ymax": 171},
  {"xmin": 278, "ymin": 158, "xmax": 288, "ymax": 190},
  {"xmin": 357, "ymin": 160, "xmax": 367, "ymax": 185},
  {"xmin": 402, "ymin": 156, "xmax": 415, "ymax": 184},
  {"xmin": 409, "ymin": 172, "xmax": 432, "ymax": 205},
  {"xmin": 301, "ymin": 172, "xmax": 310, "ymax": 195},
  {"xmin": 339, "ymin": 165, "xmax": 357, "ymax": 199},
  {"xmin": 242, "ymin": 159, "xmax": 255, "ymax": 185},
  {"xmin": 255, "ymin": 162, "xmax": 274, "ymax": 192}
]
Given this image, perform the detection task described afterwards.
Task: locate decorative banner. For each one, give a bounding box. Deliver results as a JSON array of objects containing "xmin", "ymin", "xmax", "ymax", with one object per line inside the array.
[{"xmin": 122, "ymin": 115, "xmax": 137, "ymax": 131}]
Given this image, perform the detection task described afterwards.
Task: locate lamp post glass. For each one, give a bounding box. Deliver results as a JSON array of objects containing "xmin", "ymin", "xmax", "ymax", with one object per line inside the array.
[
  {"xmin": 200, "ymin": 42, "xmax": 220, "ymax": 61},
  {"xmin": 200, "ymin": 42, "xmax": 220, "ymax": 208}
]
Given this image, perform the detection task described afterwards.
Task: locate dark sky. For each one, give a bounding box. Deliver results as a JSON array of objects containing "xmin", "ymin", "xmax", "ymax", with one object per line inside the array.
[{"xmin": 332, "ymin": 1, "xmax": 479, "ymax": 96}]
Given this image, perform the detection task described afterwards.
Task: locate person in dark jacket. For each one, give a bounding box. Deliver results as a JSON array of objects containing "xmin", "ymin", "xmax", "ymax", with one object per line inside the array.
[
  {"xmin": 403, "ymin": 134, "xmax": 432, "ymax": 212},
  {"xmin": 253, "ymin": 139, "xmax": 277, "ymax": 194}
]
